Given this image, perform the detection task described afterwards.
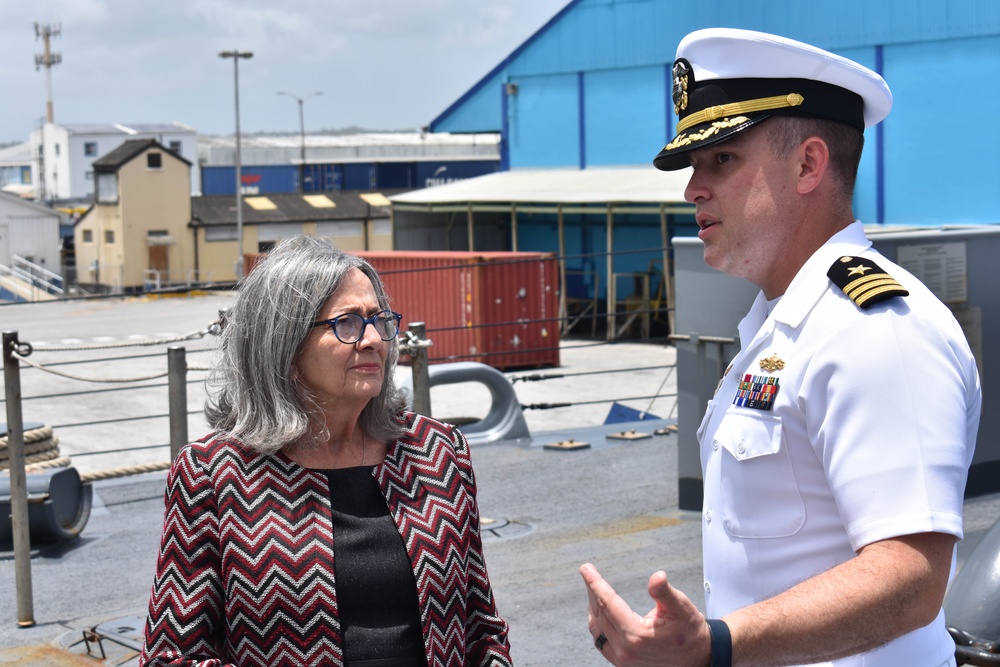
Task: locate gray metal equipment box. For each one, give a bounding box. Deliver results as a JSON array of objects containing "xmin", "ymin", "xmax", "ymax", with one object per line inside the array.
[{"xmin": 673, "ymin": 225, "xmax": 1000, "ymax": 511}]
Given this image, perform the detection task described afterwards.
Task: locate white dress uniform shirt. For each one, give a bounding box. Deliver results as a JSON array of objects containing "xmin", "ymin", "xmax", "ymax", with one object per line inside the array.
[{"xmin": 697, "ymin": 221, "xmax": 981, "ymax": 667}]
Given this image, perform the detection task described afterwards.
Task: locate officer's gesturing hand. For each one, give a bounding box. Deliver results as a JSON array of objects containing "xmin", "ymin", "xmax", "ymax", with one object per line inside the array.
[{"xmin": 581, "ymin": 563, "xmax": 713, "ymax": 667}]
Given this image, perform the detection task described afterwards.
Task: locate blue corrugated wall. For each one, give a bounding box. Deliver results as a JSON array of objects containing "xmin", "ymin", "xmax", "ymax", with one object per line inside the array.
[
  {"xmin": 584, "ymin": 66, "xmax": 665, "ymax": 166},
  {"xmin": 431, "ymin": 0, "xmax": 1000, "ymax": 226},
  {"xmin": 883, "ymin": 34, "xmax": 1000, "ymax": 224},
  {"xmin": 510, "ymin": 73, "xmax": 581, "ymax": 167}
]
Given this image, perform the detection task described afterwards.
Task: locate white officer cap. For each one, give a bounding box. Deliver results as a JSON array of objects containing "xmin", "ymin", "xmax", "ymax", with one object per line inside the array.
[{"xmin": 654, "ymin": 28, "xmax": 893, "ymax": 171}]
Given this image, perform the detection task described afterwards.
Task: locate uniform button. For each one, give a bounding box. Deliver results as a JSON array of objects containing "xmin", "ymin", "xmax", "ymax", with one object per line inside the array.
[
  {"xmin": 704, "ymin": 581, "xmax": 711, "ymax": 593},
  {"xmin": 737, "ymin": 441, "xmax": 746, "ymax": 454},
  {"xmin": 712, "ymin": 440, "xmax": 720, "ymax": 451},
  {"xmin": 705, "ymin": 510, "xmax": 712, "ymax": 523}
]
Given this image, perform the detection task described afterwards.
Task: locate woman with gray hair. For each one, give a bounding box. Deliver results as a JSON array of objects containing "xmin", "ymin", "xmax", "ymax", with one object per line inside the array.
[{"xmin": 139, "ymin": 235, "xmax": 513, "ymax": 667}]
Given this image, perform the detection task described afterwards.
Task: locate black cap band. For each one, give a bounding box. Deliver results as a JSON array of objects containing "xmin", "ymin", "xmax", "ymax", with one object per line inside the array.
[{"xmin": 681, "ymin": 77, "xmax": 864, "ymax": 130}]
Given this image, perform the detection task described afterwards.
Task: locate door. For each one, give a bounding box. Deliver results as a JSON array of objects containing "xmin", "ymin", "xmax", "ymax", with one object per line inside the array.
[{"xmin": 149, "ymin": 245, "xmax": 170, "ymax": 280}]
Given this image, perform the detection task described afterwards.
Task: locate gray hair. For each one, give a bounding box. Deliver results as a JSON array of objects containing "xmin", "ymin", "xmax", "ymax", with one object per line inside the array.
[{"xmin": 204, "ymin": 235, "xmax": 407, "ymax": 453}]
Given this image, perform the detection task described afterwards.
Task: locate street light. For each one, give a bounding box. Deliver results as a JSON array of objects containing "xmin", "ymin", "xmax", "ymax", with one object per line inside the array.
[
  {"xmin": 219, "ymin": 49, "xmax": 253, "ymax": 279},
  {"xmin": 277, "ymin": 91, "xmax": 322, "ymax": 191}
]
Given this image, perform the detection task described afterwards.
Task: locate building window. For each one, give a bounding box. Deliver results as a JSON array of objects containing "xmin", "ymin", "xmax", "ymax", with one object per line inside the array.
[
  {"xmin": 85, "ymin": 171, "xmax": 94, "ymax": 181},
  {"xmin": 205, "ymin": 225, "xmax": 238, "ymax": 242},
  {"xmin": 105, "ymin": 230, "xmax": 115, "ymax": 244},
  {"xmin": 54, "ymin": 143, "xmax": 61, "ymax": 157},
  {"xmin": 96, "ymin": 173, "xmax": 119, "ymax": 204},
  {"xmin": 147, "ymin": 152, "xmax": 162, "ymax": 169},
  {"xmin": 84, "ymin": 142, "xmax": 98, "ymax": 157},
  {"xmin": 82, "ymin": 230, "xmax": 93, "ymax": 243},
  {"xmin": 169, "ymin": 141, "xmax": 182, "ymax": 155}
]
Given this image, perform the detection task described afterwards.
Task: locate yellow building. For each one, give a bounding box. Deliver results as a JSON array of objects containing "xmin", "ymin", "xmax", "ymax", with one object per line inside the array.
[
  {"xmin": 74, "ymin": 138, "xmax": 396, "ymax": 291},
  {"xmin": 74, "ymin": 139, "xmax": 194, "ymax": 292},
  {"xmin": 190, "ymin": 191, "xmax": 394, "ymax": 282}
]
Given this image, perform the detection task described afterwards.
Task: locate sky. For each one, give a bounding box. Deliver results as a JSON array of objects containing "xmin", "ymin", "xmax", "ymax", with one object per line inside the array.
[{"xmin": 0, "ymin": 0, "xmax": 569, "ymax": 145}]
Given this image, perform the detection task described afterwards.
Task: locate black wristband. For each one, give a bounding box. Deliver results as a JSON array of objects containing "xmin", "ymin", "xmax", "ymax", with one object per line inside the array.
[{"xmin": 706, "ymin": 618, "xmax": 733, "ymax": 667}]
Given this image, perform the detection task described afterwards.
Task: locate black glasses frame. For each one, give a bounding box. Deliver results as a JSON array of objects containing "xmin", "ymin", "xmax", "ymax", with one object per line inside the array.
[{"xmin": 311, "ymin": 310, "xmax": 403, "ymax": 344}]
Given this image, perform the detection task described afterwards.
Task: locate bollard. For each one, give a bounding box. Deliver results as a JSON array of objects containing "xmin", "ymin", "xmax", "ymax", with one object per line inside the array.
[
  {"xmin": 408, "ymin": 322, "xmax": 432, "ymax": 417},
  {"xmin": 3, "ymin": 331, "xmax": 35, "ymax": 627},
  {"xmin": 0, "ymin": 467, "xmax": 93, "ymax": 545},
  {"xmin": 167, "ymin": 346, "xmax": 188, "ymax": 462}
]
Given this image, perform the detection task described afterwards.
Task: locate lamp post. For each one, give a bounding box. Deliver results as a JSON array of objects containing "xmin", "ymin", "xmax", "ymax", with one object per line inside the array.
[
  {"xmin": 219, "ymin": 49, "xmax": 253, "ymax": 279},
  {"xmin": 277, "ymin": 91, "xmax": 322, "ymax": 192}
]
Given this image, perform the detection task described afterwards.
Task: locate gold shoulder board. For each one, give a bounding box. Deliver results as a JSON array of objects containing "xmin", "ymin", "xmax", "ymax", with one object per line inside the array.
[{"xmin": 827, "ymin": 256, "xmax": 909, "ymax": 310}]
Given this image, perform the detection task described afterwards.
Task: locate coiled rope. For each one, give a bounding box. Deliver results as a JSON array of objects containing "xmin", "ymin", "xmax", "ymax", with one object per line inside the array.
[
  {"xmin": 3, "ymin": 319, "xmax": 224, "ymax": 482},
  {"xmin": 0, "ymin": 424, "xmax": 172, "ymax": 483}
]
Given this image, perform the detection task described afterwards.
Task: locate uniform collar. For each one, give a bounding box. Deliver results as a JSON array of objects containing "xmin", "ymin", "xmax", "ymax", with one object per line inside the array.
[{"xmin": 767, "ymin": 221, "xmax": 872, "ymax": 329}]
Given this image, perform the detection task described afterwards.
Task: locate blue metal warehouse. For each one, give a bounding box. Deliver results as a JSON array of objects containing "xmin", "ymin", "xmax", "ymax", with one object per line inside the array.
[{"xmin": 425, "ymin": 0, "xmax": 1000, "ymax": 228}]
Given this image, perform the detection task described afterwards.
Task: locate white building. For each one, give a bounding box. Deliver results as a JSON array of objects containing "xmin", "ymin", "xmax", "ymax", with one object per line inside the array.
[
  {"xmin": 0, "ymin": 192, "xmax": 64, "ymax": 301},
  {"xmin": 30, "ymin": 122, "xmax": 200, "ymax": 203},
  {"xmin": 0, "ymin": 142, "xmax": 35, "ymax": 197},
  {"xmin": 197, "ymin": 131, "xmax": 500, "ymax": 166}
]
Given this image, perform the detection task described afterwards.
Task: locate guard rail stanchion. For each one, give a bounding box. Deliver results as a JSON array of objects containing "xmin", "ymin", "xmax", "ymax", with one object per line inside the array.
[
  {"xmin": 3, "ymin": 330, "xmax": 35, "ymax": 627},
  {"xmin": 407, "ymin": 323, "xmax": 432, "ymax": 417},
  {"xmin": 167, "ymin": 346, "xmax": 188, "ymax": 462}
]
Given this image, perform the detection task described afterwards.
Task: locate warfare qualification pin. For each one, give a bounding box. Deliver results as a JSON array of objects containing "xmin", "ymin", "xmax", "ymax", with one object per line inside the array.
[{"xmin": 759, "ymin": 353, "xmax": 785, "ymax": 373}]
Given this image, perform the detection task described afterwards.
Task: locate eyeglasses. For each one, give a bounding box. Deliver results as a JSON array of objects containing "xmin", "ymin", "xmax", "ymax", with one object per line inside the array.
[{"xmin": 311, "ymin": 310, "xmax": 403, "ymax": 344}]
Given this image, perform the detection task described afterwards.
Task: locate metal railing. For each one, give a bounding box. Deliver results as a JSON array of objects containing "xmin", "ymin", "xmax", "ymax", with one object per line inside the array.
[
  {"xmin": 1, "ymin": 250, "xmax": 683, "ymax": 627},
  {"xmin": 12, "ymin": 254, "xmax": 64, "ymax": 295},
  {"xmin": 142, "ymin": 268, "xmax": 217, "ymax": 292},
  {"xmin": 0, "ymin": 257, "xmax": 64, "ymax": 302},
  {"xmin": 2, "ymin": 319, "xmax": 224, "ymax": 627}
]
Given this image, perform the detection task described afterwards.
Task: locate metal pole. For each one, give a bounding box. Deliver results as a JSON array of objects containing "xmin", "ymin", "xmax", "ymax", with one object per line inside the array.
[
  {"xmin": 34, "ymin": 23, "xmax": 61, "ymax": 125},
  {"xmin": 408, "ymin": 322, "xmax": 432, "ymax": 417},
  {"xmin": 3, "ymin": 331, "xmax": 35, "ymax": 627},
  {"xmin": 233, "ymin": 55, "xmax": 245, "ymax": 279},
  {"xmin": 660, "ymin": 204, "xmax": 676, "ymax": 336},
  {"xmin": 298, "ymin": 98, "xmax": 306, "ymax": 167},
  {"xmin": 511, "ymin": 204, "xmax": 518, "ymax": 252},
  {"xmin": 43, "ymin": 34, "xmax": 54, "ymax": 123},
  {"xmin": 278, "ymin": 91, "xmax": 321, "ymax": 193},
  {"xmin": 557, "ymin": 204, "xmax": 567, "ymax": 333},
  {"xmin": 466, "ymin": 204, "xmax": 474, "ymax": 251},
  {"xmin": 220, "ymin": 50, "xmax": 253, "ymax": 279},
  {"xmin": 167, "ymin": 346, "xmax": 188, "ymax": 462},
  {"xmin": 606, "ymin": 204, "xmax": 615, "ymax": 341}
]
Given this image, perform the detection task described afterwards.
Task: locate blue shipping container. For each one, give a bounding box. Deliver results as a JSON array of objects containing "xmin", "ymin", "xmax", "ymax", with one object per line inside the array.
[
  {"xmin": 375, "ymin": 162, "xmax": 416, "ymax": 189},
  {"xmin": 343, "ymin": 163, "xmax": 377, "ymax": 190},
  {"xmin": 201, "ymin": 165, "xmax": 299, "ymax": 196},
  {"xmin": 415, "ymin": 160, "xmax": 499, "ymax": 188},
  {"xmin": 303, "ymin": 164, "xmax": 343, "ymax": 192},
  {"xmin": 202, "ymin": 160, "xmax": 500, "ymax": 195}
]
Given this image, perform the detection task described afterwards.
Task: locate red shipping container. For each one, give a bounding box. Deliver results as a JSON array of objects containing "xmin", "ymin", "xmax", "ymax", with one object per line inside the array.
[{"xmin": 355, "ymin": 251, "xmax": 560, "ymax": 370}]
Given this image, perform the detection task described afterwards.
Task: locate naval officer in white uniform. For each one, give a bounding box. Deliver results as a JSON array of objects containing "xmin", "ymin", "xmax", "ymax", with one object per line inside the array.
[{"xmin": 581, "ymin": 28, "xmax": 981, "ymax": 667}]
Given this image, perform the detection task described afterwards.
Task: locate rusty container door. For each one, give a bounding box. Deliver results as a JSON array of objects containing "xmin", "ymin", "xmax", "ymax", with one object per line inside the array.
[
  {"xmin": 357, "ymin": 251, "xmax": 560, "ymax": 370},
  {"xmin": 470, "ymin": 253, "xmax": 559, "ymax": 369},
  {"xmin": 358, "ymin": 251, "xmax": 480, "ymax": 365}
]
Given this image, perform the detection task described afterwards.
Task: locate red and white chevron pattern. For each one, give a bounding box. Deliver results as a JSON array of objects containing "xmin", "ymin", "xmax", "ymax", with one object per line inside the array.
[{"xmin": 139, "ymin": 413, "xmax": 511, "ymax": 667}]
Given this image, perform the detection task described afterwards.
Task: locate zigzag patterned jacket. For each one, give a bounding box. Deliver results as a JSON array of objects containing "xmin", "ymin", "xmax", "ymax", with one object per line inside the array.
[{"xmin": 139, "ymin": 413, "xmax": 513, "ymax": 667}]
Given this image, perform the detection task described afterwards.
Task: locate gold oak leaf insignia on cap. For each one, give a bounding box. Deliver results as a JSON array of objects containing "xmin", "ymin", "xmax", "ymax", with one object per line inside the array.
[{"xmin": 827, "ymin": 256, "xmax": 909, "ymax": 309}]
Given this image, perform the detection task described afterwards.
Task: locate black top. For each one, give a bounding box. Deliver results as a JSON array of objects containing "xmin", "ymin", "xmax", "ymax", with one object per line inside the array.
[{"xmin": 325, "ymin": 466, "xmax": 428, "ymax": 667}]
